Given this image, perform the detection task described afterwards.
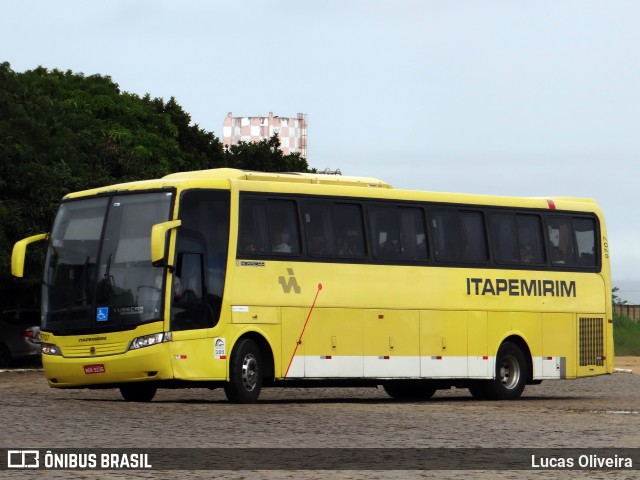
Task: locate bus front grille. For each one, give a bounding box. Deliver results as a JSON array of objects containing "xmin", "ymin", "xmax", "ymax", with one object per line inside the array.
[{"xmin": 579, "ymin": 317, "xmax": 604, "ymax": 367}]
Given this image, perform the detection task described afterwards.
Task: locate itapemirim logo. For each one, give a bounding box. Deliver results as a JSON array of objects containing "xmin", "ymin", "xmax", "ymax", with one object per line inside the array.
[{"xmin": 278, "ymin": 268, "xmax": 301, "ymax": 294}]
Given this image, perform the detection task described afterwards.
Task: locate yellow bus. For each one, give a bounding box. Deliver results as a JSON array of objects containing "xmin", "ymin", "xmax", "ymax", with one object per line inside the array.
[{"xmin": 12, "ymin": 168, "xmax": 612, "ymax": 403}]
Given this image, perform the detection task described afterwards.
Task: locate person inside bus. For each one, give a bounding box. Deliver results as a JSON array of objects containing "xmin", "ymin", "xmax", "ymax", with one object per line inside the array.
[
  {"xmin": 520, "ymin": 244, "xmax": 534, "ymax": 263},
  {"xmin": 378, "ymin": 234, "xmax": 400, "ymax": 258},
  {"xmin": 271, "ymin": 231, "xmax": 292, "ymax": 253},
  {"xmin": 240, "ymin": 234, "xmax": 258, "ymax": 253},
  {"xmin": 340, "ymin": 234, "xmax": 363, "ymax": 257}
]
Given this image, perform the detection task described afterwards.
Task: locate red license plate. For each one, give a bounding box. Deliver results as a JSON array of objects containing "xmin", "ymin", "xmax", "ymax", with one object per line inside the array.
[{"xmin": 83, "ymin": 364, "xmax": 105, "ymax": 374}]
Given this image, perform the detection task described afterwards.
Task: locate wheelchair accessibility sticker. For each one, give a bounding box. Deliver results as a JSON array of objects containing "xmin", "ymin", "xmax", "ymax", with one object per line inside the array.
[{"xmin": 96, "ymin": 307, "xmax": 109, "ymax": 322}]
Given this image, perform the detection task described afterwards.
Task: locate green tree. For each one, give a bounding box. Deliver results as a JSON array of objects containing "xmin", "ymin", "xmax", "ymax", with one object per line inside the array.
[
  {"xmin": 612, "ymin": 287, "xmax": 628, "ymax": 306},
  {"xmin": 159, "ymin": 96, "xmax": 225, "ymax": 172},
  {"xmin": 224, "ymin": 134, "xmax": 309, "ymax": 172}
]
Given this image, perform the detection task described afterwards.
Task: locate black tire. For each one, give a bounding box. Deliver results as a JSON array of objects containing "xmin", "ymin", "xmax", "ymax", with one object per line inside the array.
[
  {"xmin": 483, "ymin": 342, "xmax": 528, "ymax": 400},
  {"xmin": 119, "ymin": 383, "xmax": 157, "ymax": 402},
  {"xmin": 0, "ymin": 344, "xmax": 10, "ymax": 368},
  {"xmin": 224, "ymin": 339, "xmax": 263, "ymax": 403},
  {"xmin": 383, "ymin": 381, "xmax": 437, "ymax": 401}
]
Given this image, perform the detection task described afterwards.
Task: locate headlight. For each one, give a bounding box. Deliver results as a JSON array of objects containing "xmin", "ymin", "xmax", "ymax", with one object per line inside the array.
[
  {"xmin": 128, "ymin": 332, "xmax": 172, "ymax": 350},
  {"xmin": 41, "ymin": 343, "xmax": 62, "ymax": 356}
]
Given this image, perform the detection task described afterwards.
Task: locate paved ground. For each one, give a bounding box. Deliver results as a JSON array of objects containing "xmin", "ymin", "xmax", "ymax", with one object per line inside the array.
[{"xmin": 1, "ymin": 358, "xmax": 639, "ymax": 479}]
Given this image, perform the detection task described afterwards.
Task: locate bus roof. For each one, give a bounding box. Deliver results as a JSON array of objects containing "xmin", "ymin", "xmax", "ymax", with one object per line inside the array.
[
  {"xmin": 162, "ymin": 168, "xmax": 392, "ymax": 189},
  {"xmin": 62, "ymin": 168, "xmax": 601, "ymax": 215}
]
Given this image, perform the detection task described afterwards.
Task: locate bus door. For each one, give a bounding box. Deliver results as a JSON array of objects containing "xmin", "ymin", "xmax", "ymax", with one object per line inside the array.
[{"xmin": 168, "ymin": 190, "xmax": 230, "ymax": 380}]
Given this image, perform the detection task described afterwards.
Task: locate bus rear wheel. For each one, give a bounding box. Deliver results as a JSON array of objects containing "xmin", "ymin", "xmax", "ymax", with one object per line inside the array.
[
  {"xmin": 120, "ymin": 383, "xmax": 157, "ymax": 402},
  {"xmin": 224, "ymin": 339, "xmax": 263, "ymax": 403},
  {"xmin": 383, "ymin": 381, "xmax": 437, "ymax": 401},
  {"xmin": 482, "ymin": 342, "xmax": 528, "ymax": 400}
]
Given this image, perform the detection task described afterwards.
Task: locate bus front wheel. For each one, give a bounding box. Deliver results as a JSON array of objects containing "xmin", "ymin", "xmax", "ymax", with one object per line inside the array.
[
  {"xmin": 482, "ymin": 342, "xmax": 528, "ymax": 400},
  {"xmin": 224, "ymin": 339, "xmax": 263, "ymax": 403}
]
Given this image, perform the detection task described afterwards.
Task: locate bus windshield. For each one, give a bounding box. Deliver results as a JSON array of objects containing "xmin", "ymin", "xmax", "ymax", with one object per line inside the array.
[{"xmin": 42, "ymin": 191, "xmax": 174, "ymax": 334}]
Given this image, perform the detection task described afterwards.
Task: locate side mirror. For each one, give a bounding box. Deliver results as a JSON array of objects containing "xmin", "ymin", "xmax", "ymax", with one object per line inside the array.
[
  {"xmin": 150, "ymin": 220, "xmax": 181, "ymax": 268},
  {"xmin": 12, "ymin": 233, "xmax": 48, "ymax": 278}
]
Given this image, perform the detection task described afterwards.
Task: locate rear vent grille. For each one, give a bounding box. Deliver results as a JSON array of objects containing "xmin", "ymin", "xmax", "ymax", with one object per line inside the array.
[{"xmin": 579, "ymin": 317, "xmax": 604, "ymax": 367}]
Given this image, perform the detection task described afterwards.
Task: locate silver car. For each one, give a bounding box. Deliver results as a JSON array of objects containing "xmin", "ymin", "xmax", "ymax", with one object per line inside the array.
[{"xmin": 0, "ymin": 310, "xmax": 41, "ymax": 368}]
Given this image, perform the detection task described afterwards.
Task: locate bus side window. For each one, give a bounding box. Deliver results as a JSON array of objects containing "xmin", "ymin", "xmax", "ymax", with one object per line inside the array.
[
  {"xmin": 432, "ymin": 210, "xmax": 486, "ymax": 263},
  {"xmin": 239, "ymin": 199, "xmax": 269, "ymax": 253},
  {"xmin": 490, "ymin": 213, "xmax": 544, "ymax": 265},
  {"xmin": 304, "ymin": 203, "xmax": 337, "ymax": 256},
  {"xmin": 334, "ymin": 204, "xmax": 365, "ymax": 258},
  {"xmin": 459, "ymin": 211, "xmax": 487, "ymax": 262},
  {"xmin": 573, "ymin": 217, "xmax": 597, "ymax": 266},
  {"xmin": 368, "ymin": 206, "xmax": 427, "ymax": 261},
  {"xmin": 547, "ymin": 217, "xmax": 575, "ymax": 266},
  {"xmin": 490, "ymin": 213, "xmax": 519, "ymax": 263},
  {"xmin": 432, "ymin": 210, "xmax": 461, "ymax": 261},
  {"xmin": 399, "ymin": 207, "xmax": 428, "ymax": 260},
  {"xmin": 516, "ymin": 215, "xmax": 545, "ymax": 264},
  {"xmin": 267, "ymin": 200, "xmax": 300, "ymax": 255},
  {"xmin": 369, "ymin": 206, "xmax": 400, "ymax": 259}
]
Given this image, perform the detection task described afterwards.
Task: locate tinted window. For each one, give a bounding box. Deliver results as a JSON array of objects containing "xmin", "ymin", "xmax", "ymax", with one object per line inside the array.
[
  {"xmin": 432, "ymin": 210, "xmax": 487, "ymax": 262},
  {"xmin": 432, "ymin": 210, "xmax": 460, "ymax": 261},
  {"xmin": 239, "ymin": 198, "xmax": 300, "ymax": 255},
  {"xmin": 490, "ymin": 214, "xmax": 518, "ymax": 263},
  {"xmin": 516, "ymin": 215, "xmax": 545, "ymax": 264},
  {"xmin": 573, "ymin": 218, "xmax": 597, "ymax": 266},
  {"xmin": 304, "ymin": 203, "xmax": 336, "ymax": 256},
  {"xmin": 303, "ymin": 202, "xmax": 365, "ymax": 258},
  {"xmin": 369, "ymin": 206, "xmax": 401, "ymax": 259},
  {"xmin": 399, "ymin": 208, "xmax": 428, "ymax": 260},
  {"xmin": 173, "ymin": 190, "xmax": 230, "ymax": 330},
  {"xmin": 369, "ymin": 206, "xmax": 427, "ymax": 260},
  {"xmin": 239, "ymin": 199, "xmax": 269, "ymax": 253},
  {"xmin": 490, "ymin": 213, "xmax": 545, "ymax": 264},
  {"xmin": 267, "ymin": 200, "xmax": 300, "ymax": 254},
  {"xmin": 335, "ymin": 204, "xmax": 365, "ymax": 258},
  {"xmin": 546, "ymin": 216, "xmax": 597, "ymax": 267},
  {"xmin": 547, "ymin": 216, "xmax": 576, "ymax": 266},
  {"xmin": 460, "ymin": 212, "xmax": 487, "ymax": 262}
]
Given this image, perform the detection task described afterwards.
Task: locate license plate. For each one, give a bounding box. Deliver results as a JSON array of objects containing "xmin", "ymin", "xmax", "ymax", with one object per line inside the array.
[{"xmin": 83, "ymin": 364, "xmax": 105, "ymax": 374}]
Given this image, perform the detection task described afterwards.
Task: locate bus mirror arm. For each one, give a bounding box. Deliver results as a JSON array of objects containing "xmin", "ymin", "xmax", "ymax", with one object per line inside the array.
[
  {"xmin": 11, "ymin": 233, "xmax": 49, "ymax": 278},
  {"xmin": 150, "ymin": 220, "xmax": 182, "ymax": 270}
]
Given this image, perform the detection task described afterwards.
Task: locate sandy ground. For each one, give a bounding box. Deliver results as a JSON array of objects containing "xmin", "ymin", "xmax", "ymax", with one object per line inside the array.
[{"xmin": 614, "ymin": 356, "xmax": 640, "ymax": 371}]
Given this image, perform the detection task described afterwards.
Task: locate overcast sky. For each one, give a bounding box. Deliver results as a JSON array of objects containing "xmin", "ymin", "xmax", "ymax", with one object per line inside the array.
[{"xmin": 4, "ymin": 1, "xmax": 640, "ymax": 300}]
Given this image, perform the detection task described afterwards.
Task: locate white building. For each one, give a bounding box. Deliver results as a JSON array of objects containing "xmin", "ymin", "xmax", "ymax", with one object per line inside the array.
[{"xmin": 223, "ymin": 112, "xmax": 307, "ymax": 157}]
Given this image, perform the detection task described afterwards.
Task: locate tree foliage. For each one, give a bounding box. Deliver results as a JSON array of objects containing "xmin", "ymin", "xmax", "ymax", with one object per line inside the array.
[
  {"xmin": 612, "ymin": 287, "xmax": 628, "ymax": 306},
  {"xmin": 0, "ymin": 62, "xmax": 310, "ymax": 310},
  {"xmin": 224, "ymin": 135, "xmax": 309, "ymax": 173}
]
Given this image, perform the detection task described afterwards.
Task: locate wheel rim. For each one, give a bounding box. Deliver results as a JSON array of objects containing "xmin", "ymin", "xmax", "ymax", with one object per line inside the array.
[
  {"xmin": 499, "ymin": 354, "xmax": 521, "ymax": 390},
  {"xmin": 241, "ymin": 353, "xmax": 258, "ymax": 391}
]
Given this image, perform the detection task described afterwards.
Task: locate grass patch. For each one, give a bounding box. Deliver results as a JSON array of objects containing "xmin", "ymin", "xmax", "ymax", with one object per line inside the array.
[{"xmin": 614, "ymin": 313, "xmax": 640, "ymax": 356}]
